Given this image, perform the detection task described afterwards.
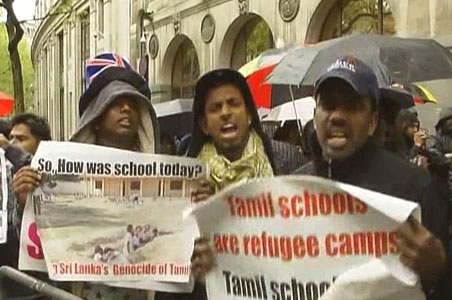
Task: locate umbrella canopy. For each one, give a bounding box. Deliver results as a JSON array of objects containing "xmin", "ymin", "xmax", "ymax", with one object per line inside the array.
[
  {"xmin": 0, "ymin": 91, "xmax": 14, "ymax": 117},
  {"xmin": 263, "ymin": 97, "xmax": 315, "ymax": 125},
  {"xmin": 153, "ymin": 98, "xmax": 193, "ymax": 118},
  {"xmin": 267, "ymin": 34, "xmax": 452, "ymax": 88},
  {"xmin": 257, "ymin": 107, "xmax": 270, "ymax": 119},
  {"xmin": 240, "ymin": 45, "xmax": 313, "ymax": 108},
  {"xmin": 239, "ymin": 45, "xmax": 298, "ymax": 77},
  {"xmin": 153, "ymin": 98, "xmax": 194, "ymax": 139},
  {"xmin": 245, "ymin": 64, "xmax": 313, "ymax": 108}
]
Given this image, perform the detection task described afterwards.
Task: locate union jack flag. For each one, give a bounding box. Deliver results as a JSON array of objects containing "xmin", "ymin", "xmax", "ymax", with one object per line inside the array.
[{"xmin": 85, "ymin": 52, "xmax": 132, "ymax": 85}]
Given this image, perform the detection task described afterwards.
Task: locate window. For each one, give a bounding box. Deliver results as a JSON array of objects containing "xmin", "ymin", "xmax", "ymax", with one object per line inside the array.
[
  {"xmin": 80, "ymin": 9, "xmax": 90, "ymax": 93},
  {"xmin": 320, "ymin": 0, "xmax": 395, "ymax": 41},
  {"xmin": 130, "ymin": 181, "xmax": 141, "ymax": 191},
  {"xmin": 95, "ymin": 180, "xmax": 103, "ymax": 189},
  {"xmin": 231, "ymin": 17, "xmax": 274, "ymax": 70},
  {"xmin": 170, "ymin": 180, "xmax": 183, "ymax": 191},
  {"xmin": 42, "ymin": 47, "xmax": 48, "ymax": 119},
  {"xmin": 171, "ymin": 39, "xmax": 200, "ymax": 99},
  {"xmin": 58, "ymin": 32, "xmax": 65, "ymax": 140},
  {"xmin": 97, "ymin": 0, "xmax": 104, "ymax": 35}
]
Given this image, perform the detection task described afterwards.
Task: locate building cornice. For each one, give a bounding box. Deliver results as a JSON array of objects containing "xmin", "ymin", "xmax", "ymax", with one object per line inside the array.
[
  {"xmin": 148, "ymin": 0, "xmax": 231, "ymax": 30},
  {"xmin": 31, "ymin": 0, "xmax": 89, "ymax": 64}
]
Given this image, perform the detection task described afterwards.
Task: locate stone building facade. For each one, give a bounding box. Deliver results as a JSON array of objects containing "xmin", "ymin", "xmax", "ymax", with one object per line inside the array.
[{"xmin": 32, "ymin": 0, "xmax": 452, "ymax": 140}]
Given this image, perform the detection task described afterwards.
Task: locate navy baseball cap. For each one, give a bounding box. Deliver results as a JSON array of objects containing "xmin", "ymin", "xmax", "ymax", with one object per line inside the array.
[{"xmin": 314, "ymin": 56, "xmax": 380, "ymax": 106}]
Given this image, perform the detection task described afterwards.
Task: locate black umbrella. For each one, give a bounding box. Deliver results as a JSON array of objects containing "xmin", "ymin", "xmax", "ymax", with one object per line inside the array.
[{"xmin": 266, "ymin": 34, "xmax": 452, "ymax": 87}]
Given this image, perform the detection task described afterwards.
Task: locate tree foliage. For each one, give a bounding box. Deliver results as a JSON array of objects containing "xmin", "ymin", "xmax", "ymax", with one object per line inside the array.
[
  {"xmin": 1, "ymin": 0, "xmax": 25, "ymax": 113},
  {"xmin": 341, "ymin": 0, "xmax": 395, "ymax": 36},
  {"xmin": 246, "ymin": 19, "xmax": 273, "ymax": 61},
  {"xmin": 0, "ymin": 24, "xmax": 34, "ymax": 111}
]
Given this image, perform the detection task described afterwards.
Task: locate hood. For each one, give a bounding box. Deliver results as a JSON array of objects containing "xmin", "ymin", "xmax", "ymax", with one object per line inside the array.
[
  {"xmin": 70, "ymin": 80, "xmax": 160, "ymax": 154},
  {"xmin": 436, "ymin": 107, "xmax": 452, "ymax": 130},
  {"xmin": 79, "ymin": 66, "xmax": 152, "ymax": 117},
  {"xmin": 187, "ymin": 68, "xmax": 275, "ymax": 170}
]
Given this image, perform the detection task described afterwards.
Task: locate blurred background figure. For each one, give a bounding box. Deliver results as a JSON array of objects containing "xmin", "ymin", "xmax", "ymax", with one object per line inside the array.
[
  {"xmin": 0, "ymin": 119, "xmax": 11, "ymax": 137},
  {"xmin": 160, "ymin": 134, "xmax": 177, "ymax": 155},
  {"xmin": 273, "ymin": 120, "xmax": 303, "ymax": 150}
]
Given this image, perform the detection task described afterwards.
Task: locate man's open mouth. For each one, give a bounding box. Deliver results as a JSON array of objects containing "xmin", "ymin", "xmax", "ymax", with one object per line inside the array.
[
  {"xmin": 118, "ymin": 117, "xmax": 131, "ymax": 127},
  {"xmin": 220, "ymin": 123, "xmax": 238, "ymax": 138},
  {"xmin": 327, "ymin": 131, "xmax": 348, "ymax": 148}
]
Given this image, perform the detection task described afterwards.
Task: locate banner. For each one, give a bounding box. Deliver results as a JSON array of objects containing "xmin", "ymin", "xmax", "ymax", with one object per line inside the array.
[
  {"xmin": 0, "ymin": 148, "xmax": 8, "ymax": 244},
  {"xmin": 20, "ymin": 141, "xmax": 205, "ymax": 285},
  {"xmin": 189, "ymin": 176, "xmax": 425, "ymax": 300}
]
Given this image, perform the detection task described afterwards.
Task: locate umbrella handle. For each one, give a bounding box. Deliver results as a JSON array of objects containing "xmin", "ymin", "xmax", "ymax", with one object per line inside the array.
[{"xmin": 289, "ymin": 85, "xmax": 303, "ymax": 138}]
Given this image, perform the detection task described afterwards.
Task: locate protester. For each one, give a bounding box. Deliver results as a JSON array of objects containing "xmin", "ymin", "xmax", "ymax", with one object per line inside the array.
[
  {"xmin": 14, "ymin": 53, "xmax": 159, "ymax": 300},
  {"xmin": 155, "ymin": 69, "xmax": 277, "ymax": 300},
  {"xmin": 429, "ymin": 107, "xmax": 452, "ymax": 154},
  {"xmin": 0, "ymin": 115, "xmax": 53, "ymax": 298},
  {"xmin": 10, "ymin": 114, "xmax": 52, "ymax": 208},
  {"xmin": 295, "ymin": 57, "xmax": 451, "ymax": 299},
  {"xmin": 188, "ymin": 57, "xmax": 452, "ymax": 300},
  {"xmin": 10, "ymin": 113, "xmax": 51, "ymax": 155},
  {"xmin": 0, "ymin": 119, "xmax": 11, "ymax": 137},
  {"xmin": 188, "ymin": 68, "xmax": 275, "ymax": 192},
  {"xmin": 387, "ymin": 108, "xmax": 421, "ymax": 160},
  {"xmin": 69, "ymin": 54, "xmax": 159, "ymax": 300},
  {"xmin": 301, "ymin": 119, "xmax": 321, "ymax": 161},
  {"xmin": 0, "ymin": 114, "xmax": 50, "ymax": 271}
]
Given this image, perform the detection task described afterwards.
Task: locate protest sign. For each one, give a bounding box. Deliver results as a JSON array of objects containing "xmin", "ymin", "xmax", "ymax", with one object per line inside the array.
[
  {"xmin": 189, "ymin": 176, "xmax": 425, "ymax": 300},
  {"xmin": 19, "ymin": 141, "xmax": 205, "ymax": 285},
  {"xmin": 0, "ymin": 149, "xmax": 8, "ymax": 244},
  {"xmin": 19, "ymin": 197, "xmax": 47, "ymax": 271}
]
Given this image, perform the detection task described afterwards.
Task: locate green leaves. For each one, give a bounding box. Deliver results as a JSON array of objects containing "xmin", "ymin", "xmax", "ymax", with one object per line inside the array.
[
  {"xmin": 0, "ymin": 24, "xmax": 34, "ymax": 111},
  {"xmin": 56, "ymin": 0, "xmax": 73, "ymax": 13}
]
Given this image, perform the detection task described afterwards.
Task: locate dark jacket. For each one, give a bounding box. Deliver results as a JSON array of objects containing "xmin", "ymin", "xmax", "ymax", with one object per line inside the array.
[
  {"xmin": 430, "ymin": 107, "xmax": 452, "ymax": 155},
  {"xmin": 271, "ymin": 140, "xmax": 307, "ymax": 175},
  {"xmin": 429, "ymin": 133, "xmax": 452, "ymax": 155},
  {"xmin": 295, "ymin": 142, "xmax": 452, "ymax": 300}
]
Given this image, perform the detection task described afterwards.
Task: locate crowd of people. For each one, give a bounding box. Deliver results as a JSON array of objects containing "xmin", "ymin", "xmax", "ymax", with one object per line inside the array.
[{"xmin": 0, "ymin": 52, "xmax": 450, "ymax": 300}]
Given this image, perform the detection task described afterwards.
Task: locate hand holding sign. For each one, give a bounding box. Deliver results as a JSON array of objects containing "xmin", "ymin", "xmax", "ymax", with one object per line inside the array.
[
  {"xmin": 191, "ymin": 237, "xmax": 215, "ymax": 279},
  {"xmin": 191, "ymin": 179, "xmax": 215, "ymax": 203},
  {"xmin": 189, "ymin": 176, "xmax": 426, "ymax": 300},
  {"xmin": 396, "ymin": 216, "xmax": 447, "ymax": 289},
  {"xmin": 13, "ymin": 166, "xmax": 41, "ymax": 208}
]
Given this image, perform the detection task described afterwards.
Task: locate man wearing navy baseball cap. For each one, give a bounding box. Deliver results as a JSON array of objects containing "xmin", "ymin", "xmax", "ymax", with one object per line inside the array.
[{"xmin": 296, "ymin": 56, "xmax": 451, "ymax": 299}]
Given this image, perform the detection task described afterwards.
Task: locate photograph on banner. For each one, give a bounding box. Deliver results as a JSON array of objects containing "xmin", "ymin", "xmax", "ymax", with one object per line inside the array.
[
  {"xmin": 26, "ymin": 141, "xmax": 205, "ymax": 282},
  {"xmin": 189, "ymin": 176, "xmax": 424, "ymax": 300},
  {"xmin": 0, "ymin": 148, "xmax": 8, "ymax": 243}
]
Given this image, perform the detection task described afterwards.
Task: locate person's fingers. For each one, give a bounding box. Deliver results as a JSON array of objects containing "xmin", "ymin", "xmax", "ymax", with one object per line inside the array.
[
  {"xmin": 15, "ymin": 183, "xmax": 37, "ymax": 193},
  {"xmin": 15, "ymin": 166, "xmax": 38, "ymax": 174},
  {"xmin": 396, "ymin": 236, "xmax": 418, "ymax": 260},
  {"xmin": 191, "ymin": 238, "xmax": 215, "ymax": 277},
  {"xmin": 195, "ymin": 237, "xmax": 209, "ymax": 244},
  {"xmin": 192, "ymin": 193, "xmax": 213, "ymax": 203},
  {"xmin": 14, "ymin": 169, "xmax": 41, "ymax": 182},
  {"xmin": 198, "ymin": 180, "xmax": 215, "ymax": 190},
  {"xmin": 13, "ymin": 175, "xmax": 40, "ymax": 190},
  {"xmin": 192, "ymin": 251, "xmax": 215, "ymax": 274},
  {"xmin": 396, "ymin": 220, "xmax": 416, "ymax": 241}
]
